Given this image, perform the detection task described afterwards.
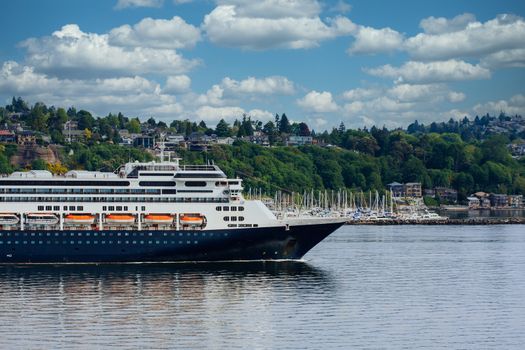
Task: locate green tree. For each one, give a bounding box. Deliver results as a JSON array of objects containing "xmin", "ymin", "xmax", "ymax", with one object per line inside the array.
[
  {"xmin": 126, "ymin": 118, "xmax": 141, "ymax": 133},
  {"xmin": 215, "ymin": 119, "xmax": 232, "ymax": 137},
  {"xmin": 279, "ymin": 113, "xmax": 291, "ymax": 133}
]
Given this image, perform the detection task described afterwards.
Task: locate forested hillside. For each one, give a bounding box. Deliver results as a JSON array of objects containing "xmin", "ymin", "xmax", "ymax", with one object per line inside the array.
[{"xmin": 1, "ymin": 97, "xmax": 525, "ymax": 200}]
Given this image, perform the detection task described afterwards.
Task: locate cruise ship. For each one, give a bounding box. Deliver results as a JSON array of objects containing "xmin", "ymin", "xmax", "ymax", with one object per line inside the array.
[{"xmin": 0, "ymin": 151, "xmax": 345, "ymax": 263}]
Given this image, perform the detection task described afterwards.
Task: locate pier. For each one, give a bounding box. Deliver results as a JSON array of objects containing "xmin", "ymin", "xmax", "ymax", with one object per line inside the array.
[{"xmin": 346, "ymin": 217, "xmax": 525, "ymax": 225}]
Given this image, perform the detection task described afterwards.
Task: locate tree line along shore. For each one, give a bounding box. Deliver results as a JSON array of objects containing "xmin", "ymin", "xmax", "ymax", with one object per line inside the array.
[{"xmin": 1, "ymin": 97, "xmax": 525, "ymax": 208}]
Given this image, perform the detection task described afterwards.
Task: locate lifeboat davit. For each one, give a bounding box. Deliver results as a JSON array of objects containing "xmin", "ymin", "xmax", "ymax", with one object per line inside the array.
[
  {"xmin": 0, "ymin": 213, "xmax": 19, "ymax": 225},
  {"xmin": 180, "ymin": 215, "xmax": 204, "ymax": 226},
  {"xmin": 144, "ymin": 214, "xmax": 173, "ymax": 224},
  {"xmin": 64, "ymin": 214, "xmax": 95, "ymax": 225},
  {"xmin": 26, "ymin": 213, "xmax": 59, "ymax": 225},
  {"xmin": 105, "ymin": 214, "xmax": 135, "ymax": 224}
]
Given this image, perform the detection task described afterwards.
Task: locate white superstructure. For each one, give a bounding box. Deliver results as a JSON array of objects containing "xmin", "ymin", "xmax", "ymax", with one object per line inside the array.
[{"xmin": 0, "ymin": 158, "xmax": 279, "ymax": 231}]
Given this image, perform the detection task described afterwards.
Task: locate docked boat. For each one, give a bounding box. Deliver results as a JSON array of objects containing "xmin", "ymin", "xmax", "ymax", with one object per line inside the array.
[
  {"xmin": 0, "ymin": 150, "xmax": 345, "ymax": 263},
  {"xmin": 0, "ymin": 213, "xmax": 19, "ymax": 225},
  {"xmin": 143, "ymin": 214, "xmax": 173, "ymax": 224},
  {"xmin": 64, "ymin": 214, "xmax": 95, "ymax": 225}
]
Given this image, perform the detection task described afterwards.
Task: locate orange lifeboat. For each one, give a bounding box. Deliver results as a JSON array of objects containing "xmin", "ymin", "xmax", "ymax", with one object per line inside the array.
[
  {"xmin": 180, "ymin": 215, "xmax": 204, "ymax": 226},
  {"xmin": 0, "ymin": 213, "xmax": 19, "ymax": 225},
  {"xmin": 64, "ymin": 214, "xmax": 95, "ymax": 225},
  {"xmin": 106, "ymin": 214, "xmax": 135, "ymax": 224},
  {"xmin": 144, "ymin": 214, "xmax": 173, "ymax": 224}
]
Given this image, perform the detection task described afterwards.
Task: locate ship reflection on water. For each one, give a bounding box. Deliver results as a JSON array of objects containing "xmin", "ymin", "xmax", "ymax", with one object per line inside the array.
[{"xmin": 0, "ymin": 262, "xmax": 334, "ymax": 348}]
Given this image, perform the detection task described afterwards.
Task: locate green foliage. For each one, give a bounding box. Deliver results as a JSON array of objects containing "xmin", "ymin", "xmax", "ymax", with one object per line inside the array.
[
  {"xmin": 423, "ymin": 196, "xmax": 439, "ymax": 207},
  {"xmin": 31, "ymin": 159, "xmax": 47, "ymax": 170},
  {"xmin": 64, "ymin": 143, "xmax": 153, "ymax": 171},
  {"xmin": 3, "ymin": 97, "xmax": 525, "ymax": 200},
  {"xmin": 126, "ymin": 118, "xmax": 141, "ymax": 133}
]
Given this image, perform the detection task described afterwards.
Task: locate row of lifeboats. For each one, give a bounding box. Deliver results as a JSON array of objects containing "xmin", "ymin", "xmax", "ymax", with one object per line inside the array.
[{"xmin": 0, "ymin": 213, "xmax": 205, "ymax": 226}]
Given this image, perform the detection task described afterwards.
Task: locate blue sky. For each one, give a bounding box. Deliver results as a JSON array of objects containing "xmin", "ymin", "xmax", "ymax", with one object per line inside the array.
[{"xmin": 1, "ymin": 0, "xmax": 524, "ymax": 130}]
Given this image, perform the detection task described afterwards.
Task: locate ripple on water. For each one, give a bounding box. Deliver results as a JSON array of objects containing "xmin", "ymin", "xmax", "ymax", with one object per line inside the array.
[{"xmin": 1, "ymin": 225, "xmax": 525, "ymax": 349}]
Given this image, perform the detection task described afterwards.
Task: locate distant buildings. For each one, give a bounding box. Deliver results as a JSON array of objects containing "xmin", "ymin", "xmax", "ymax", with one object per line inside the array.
[
  {"xmin": 387, "ymin": 182, "xmax": 404, "ymax": 197},
  {"xmin": 434, "ymin": 187, "xmax": 458, "ymax": 203},
  {"xmin": 0, "ymin": 130, "xmax": 15, "ymax": 143},
  {"xmin": 133, "ymin": 136, "xmax": 155, "ymax": 148},
  {"xmin": 387, "ymin": 182, "xmax": 422, "ymax": 198},
  {"xmin": 287, "ymin": 135, "xmax": 313, "ymax": 146},
  {"xmin": 16, "ymin": 131, "xmax": 36, "ymax": 145},
  {"xmin": 468, "ymin": 191, "xmax": 523, "ymax": 209}
]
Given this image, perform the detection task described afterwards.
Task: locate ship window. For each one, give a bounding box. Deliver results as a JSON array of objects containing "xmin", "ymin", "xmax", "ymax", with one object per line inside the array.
[
  {"xmin": 231, "ymin": 216, "xmax": 237, "ymax": 221},
  {"xmin": 239, "ymin": 216, "xmax": 244, "ymax": 221},
  {"xmin": 254, "ymin": 224, "xmax": 258, "ymax": 227},
  {"xmin": 141, "ymin": 206, "xmax": 146, "ymax": 211},
  {"xmin": 222, "ymin": 206, "xmax": 229, "ymax": 211},
  {"xmin": 116, "ymin": 206, "xmax": 122, "ymax": 211},
  {"xmin": 109, "ymin": 206, "xmax": 115, "ymax": 211},
  {"xmin": 77, "ymin": 206, "xmax": 83, "ymax": 211},
  {"xmin": 139, "ymin": 181, "xmax": 176, "ymax": 187},
  {"xmin": 231, "ymin": 207, "xmax": 237, "ymax": 211},
  {"xmin": 185, "ymin": 181, "xmax": 206, "ymax": 187},
  {"xmin": 239, "ymin": 207, "xmax": 244, "ymax": 211},
  {"xmin": 38, "ymin": 206, "xmax": 44, "ymax": 210},
  {"xmin": 216, "ymin": 206, "xmax": 222, "ymax": 211},
  {"xmin": 124, "ymin": 206, "xmax": 128, "ymax": 211},
  {"xmin": 223, "ymin": 216, "xmax": 229, "ymax": 221},
  {"xmin": 103, "ymin": 206, "xmax": 107, "ymax": 211},
  {"xmin": 54, "ymin": 206, "xmax": 60, "ymax": 211},
  {"xmin": 45, "ymin": 205, "xmax": 51, "ymax": 210},
  {"xmin": 69, "ymin": 206, "xmax": 75, "ymax": 211}
]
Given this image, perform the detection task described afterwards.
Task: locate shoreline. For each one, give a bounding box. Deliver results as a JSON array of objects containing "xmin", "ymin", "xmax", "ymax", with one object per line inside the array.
[{"xmin": 346, "ymin": 217, "xmax": 525, "ymax": 225}]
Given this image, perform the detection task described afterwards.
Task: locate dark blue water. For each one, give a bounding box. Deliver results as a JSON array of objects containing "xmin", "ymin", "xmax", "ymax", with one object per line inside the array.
[{"xmin": 1, "ymin": 225, "xmax": 525, "ymax": 349}]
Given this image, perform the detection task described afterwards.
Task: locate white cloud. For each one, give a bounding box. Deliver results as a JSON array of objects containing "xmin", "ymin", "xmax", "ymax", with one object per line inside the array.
[
  {"xmin": 215, "ymin": 0, "xmax": 322, "ymax": 19},
  {"xmin": 473, "ymin": 94, "xmax": 525, "ymax": 116},
  {"xmin": 202, "ymin": 3, "xmax": 356, "ymax": 50},
  {"xmin": 365, "ymin": 59, "xmax": 490, "ymax": 83},
  {"xmin": 109, "ymin": 16, "xmax": 201, "ymax": 49},
  {"xmin": 419, "ymin": 13, "xmax": 476, "ymax": 34},
  {"xmin": 330, "ymin": 1, "xmax": 351, "ymax": 14},
  {"xmin": 348, "ymin": 26, "xmax": 404, "ymax": 55},
  {"xmin": 194, "ymin": 105, "xmax": 256, "ymax": 123},
  {"xmin": 448, "ymin": 91, "xmax": 466, "ymax": 103},
  {"xmin": 163, "ymin": 75, "xmax": 191, "ymax": 94},
  {"xmin": 388, "ymin": 83, "xmax": 466, "ymax": 103},
  {"xmin": 405, "ymin": 14, "xmax": 525, "ymax": 61},
  {"xmin": 0, "ymin": 60, "xmax": 186, "ymax": 120},
  {"xmin": 221, "ymin": 76, "xmax": 295, "ymax": 95},
  {"xmin": 20, "ymin": 24, "xmax": 198, "ymax": 78},
  {"xmin": 115, "ymin": 0, "xmax": 163, "ymax": 9},
  {"xmin": 481, "ymin": 48, "xmax": 525, "ymax": 68},
  {"xmin": 342, "ymin": 87, "xmax": 381, "ymax": 101},
  {"xmin": 312, "ymin": 117, "xmax": 328, "ymax": 128},
  {"xmin": 246, "ymin": 109, "xmax": 274, "ymax": 121},
  {"xmin": 195, "ymin": 85, "xmax": 226, "ymax": 106},
  {"xmin": 343, "ymin": 101, "xmax": 365, "ymax": 114},
  {"xmin": 297, "ymin": 90, "xmax": 338, "ymax": 113}
]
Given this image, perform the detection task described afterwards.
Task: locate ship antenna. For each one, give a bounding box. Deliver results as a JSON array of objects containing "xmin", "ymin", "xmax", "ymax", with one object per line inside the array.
[{"xmin": 159, "ymin": 133, "xmax": 165, "ymax": 163}]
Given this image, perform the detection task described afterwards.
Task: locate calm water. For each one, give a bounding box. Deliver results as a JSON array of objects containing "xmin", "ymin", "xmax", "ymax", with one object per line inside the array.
[{"xmin": 1, "ymin": 225, "xmax": 525, "ymax": 349}]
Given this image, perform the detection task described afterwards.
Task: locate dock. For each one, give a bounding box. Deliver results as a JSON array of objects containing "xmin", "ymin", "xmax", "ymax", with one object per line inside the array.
[{"xmin": 346, "ymin": 217, "xmax": 525, "ymax": 225}]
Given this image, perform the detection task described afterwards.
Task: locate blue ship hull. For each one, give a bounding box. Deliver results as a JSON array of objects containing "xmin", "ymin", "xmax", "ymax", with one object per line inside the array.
[{"xmin": 0, "ymin": 222, "xmax": 344, "ymax": 263}]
